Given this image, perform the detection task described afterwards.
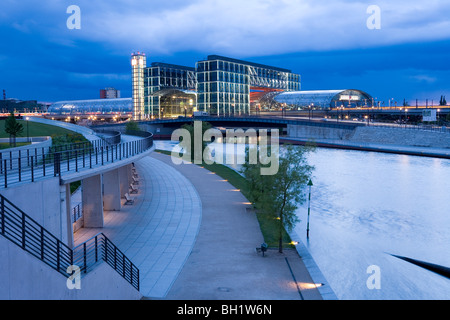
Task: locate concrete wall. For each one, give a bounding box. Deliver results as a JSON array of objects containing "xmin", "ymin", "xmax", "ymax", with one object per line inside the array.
[
  {"xmin": 0, "ymin": 236, "xmax": 142, "ymax": 300},
  {"xmin": 287, "ymin": 123, "xmax": 450, "ymax": 148},
  {"xmin": 349, "ymin": 126, "xmax": 450, "ymax": 148},
  {"xmin": 287, "ymin": 124, "xmax": 355, "ymax": 140},
  {"xmin": 0, "ymin": 177, "xmax": 68, "ymax": 243}
]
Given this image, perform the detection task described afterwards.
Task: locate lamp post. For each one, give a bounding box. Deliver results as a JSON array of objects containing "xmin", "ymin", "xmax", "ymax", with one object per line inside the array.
[
  {"xmin": 306, "ymin": 179, "xmax": 313, "ymax": 239},
  {"xmin": 25, "ymin": 117, "xmax": 30, "ymax": 142}
]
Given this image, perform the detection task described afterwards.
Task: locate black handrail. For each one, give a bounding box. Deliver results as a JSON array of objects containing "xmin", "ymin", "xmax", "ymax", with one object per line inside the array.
[
  {"xmin": 0, "ymin": 132, "xmax": 153, "ymax": 188},
  {"xmin": 0, "ymin": 194, "xmax": 72, "ymax": 276},
  {"xmin": 94, "ymin": 129, "xmax": 121, "ymax": 145},
  {"xmin": 0, "ymin": 194, "xmax": 140, "ymax": 291},
  {"xmin": 73, "ymin": 233, "xmax": 139, "ymax": 291}
]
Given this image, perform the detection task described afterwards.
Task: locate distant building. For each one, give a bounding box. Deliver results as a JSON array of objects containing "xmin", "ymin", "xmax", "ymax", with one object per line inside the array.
[
  {"xmin": 131, "ymin": 52, "xmax": 301, "ymax": 120},
  {"xmin": 273, "ymin": 89, "xmax": 374, "ymax": 110},
  {"xmin": 100, "ymin": 87, "xmax": 121, "ymax": 99},
  {"xmin": 0, "ymin": 98, "xmax": 46, "ymax": 113}
]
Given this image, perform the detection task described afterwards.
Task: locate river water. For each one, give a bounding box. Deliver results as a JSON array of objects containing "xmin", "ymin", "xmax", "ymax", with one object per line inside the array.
[{"xmin": 154, "ymin": 141, "xmax": 450, "ymax": 300}]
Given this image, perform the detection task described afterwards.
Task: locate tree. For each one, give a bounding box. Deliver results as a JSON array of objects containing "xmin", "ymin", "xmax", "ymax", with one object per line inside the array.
[
  {"xmin": 125, "ymin": 120, "xmax": 141, "ymax": 133},
  {"xmin": 241, "ymin": 144, "xmax": 315, "ymax": 253},
  {"xmin": 4, "ymin": 112, "xmax": 23, "ymax": 147}
]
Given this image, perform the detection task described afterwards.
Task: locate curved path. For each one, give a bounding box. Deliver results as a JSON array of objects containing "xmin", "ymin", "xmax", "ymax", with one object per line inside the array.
[
  {"xmin": 74, "ymin": 154, "xmax": 202, "ymax": 298},
  {"xmin": 74, "ymin": 152, "xmax": 323, "ymax": 300}
]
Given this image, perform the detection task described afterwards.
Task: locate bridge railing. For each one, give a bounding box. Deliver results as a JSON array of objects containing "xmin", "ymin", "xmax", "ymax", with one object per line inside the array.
[{"xmin": 0, "ymin": 132, "xmax": 153, "ymax": 188}]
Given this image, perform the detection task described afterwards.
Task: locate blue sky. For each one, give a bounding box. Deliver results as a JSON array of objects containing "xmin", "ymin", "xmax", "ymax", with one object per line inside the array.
[{"xmin": 1, "ymin": 0, "xmax": 450, "ymax": 105}]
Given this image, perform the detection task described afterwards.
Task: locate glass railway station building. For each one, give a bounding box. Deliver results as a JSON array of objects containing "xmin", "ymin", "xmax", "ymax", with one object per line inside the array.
[{"xmin": 48, "ymin": 53, "xmax": 372, "ymax": 119}]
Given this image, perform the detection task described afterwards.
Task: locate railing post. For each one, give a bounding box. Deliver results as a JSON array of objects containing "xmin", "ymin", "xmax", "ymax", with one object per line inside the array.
[
  {"xmin": 114, "ymin": 246, "xmax": 117, "ymax": 269},
  {"xmin": 130, "ymin": 264, "xmax": 133, "ymax": 288},
  {"xmin": 4, "ymin": 159, "xmax": 7, "ymax": 188},
  {"xmin": 31, "ymin": 156, "xmax": 34, "ymax": 182},
  {"xmin": 40, "ymin": 226, "xmax": 44, "ymax": 260},
  {"xmin": 122, "ymin": 255, "xmax": 126, "ymax": 277},
  {"xmin": 95, "ymin": 235, "xmax": 98, "ymax": 262},
  {"xmin": 54, "ymin": 152, "xmax": 61, "ymax": 177},
  {"xmin": 104, "ymin": 236, "xmax": 108, "ymax": 263},
  {"xmin": 75, "ymin": 150, "xmax": 78, "ymax": 172},
  {"xmin": 1, "ymin": 196, "xmax": 4, "ymax": 235},
  {"xmin": 56, "ymin": 240, "xmax": 60, "ymax": 272},
  {"xmin": 42, "ymin": 154, "xmax": 46, "ymax": 176},
  {"xmin": 18, "ymin": 157, "xmax": 21, "ymax": 182},
  {"xmin": 137, "ymin": 268, "xmax": 140, "ymax": 291}
]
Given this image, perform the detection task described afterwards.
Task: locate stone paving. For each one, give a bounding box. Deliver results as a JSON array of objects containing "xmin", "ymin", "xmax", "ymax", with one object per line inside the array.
[
  {"xmin": 74, "ymin": 154, "xmax": 201, "ymax": 298},
  {"xmin": 74, "ymin": 152, "xmax": 326, "ymax": 300}
]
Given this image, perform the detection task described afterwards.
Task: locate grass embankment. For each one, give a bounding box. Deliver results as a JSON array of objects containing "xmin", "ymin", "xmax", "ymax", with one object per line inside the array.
[
  {"xmin": 0, "ymin": 142, "xmax": 31, "ymax": 149},
  {"xmin": 155, "ymin": 149, "xmax": 293, "ymax": 249},
  {"xmin": 0, "ymin": 120, "xmax": 78, "ymax": 138},
  {"xmin": 0, "ymin": 119, "xmax": 86, "ymax": 193}
]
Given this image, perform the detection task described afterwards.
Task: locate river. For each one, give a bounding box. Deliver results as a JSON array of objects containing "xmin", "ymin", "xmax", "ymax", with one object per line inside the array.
[{"xmin": 154, "ymin": 140, "xmax": 450, "ymax": 300}]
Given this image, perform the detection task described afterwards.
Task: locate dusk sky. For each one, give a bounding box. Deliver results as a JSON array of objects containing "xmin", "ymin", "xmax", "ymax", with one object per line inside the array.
[{"xmin": 1, "ymin": 0, "xmax": 450, "ymax": 106}]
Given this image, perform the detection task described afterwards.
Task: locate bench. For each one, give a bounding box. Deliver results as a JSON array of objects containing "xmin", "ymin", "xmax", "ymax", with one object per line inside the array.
[
  {"xmin": 124, "ymin": 193, "xmax": 134, "ymax": 205},
  {"xmin": 129, "ymin": 184, "xmax": 138, "ymax": 194}
]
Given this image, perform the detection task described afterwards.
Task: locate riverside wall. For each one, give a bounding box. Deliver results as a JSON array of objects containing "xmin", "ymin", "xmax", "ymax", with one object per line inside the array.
[{"xmin": 287, "ymin": 124, "xmax": 450, "ymax": 149}]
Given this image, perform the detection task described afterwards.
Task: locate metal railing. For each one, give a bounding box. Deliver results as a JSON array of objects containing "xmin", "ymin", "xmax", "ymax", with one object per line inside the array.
[
  {"xmin": 0, "ymin": 194, "xmax": 140, "ymax": 291},
  {"xmin": 72, "ymin": 203, "xmax": 82, "ymax": 223},
  {"xmin": 0, "ymin": 132, "xmax": 153, "ymax": 188},
  {"xmin": 73, "ymin": 233, "xmax": 139, "ymax": 291},
  {"xmin": 94, "ymin": 129, "xmax": 122, "ymax": 145},
  {"xmin": 0, "ymin": 194, "xmax": 73, "ymax": 277}
]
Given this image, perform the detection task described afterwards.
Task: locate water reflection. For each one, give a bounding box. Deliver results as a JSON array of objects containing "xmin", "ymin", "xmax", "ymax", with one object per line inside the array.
[{"xmin": 155, "ymin": 141, "xmax": 450, "ymax": 299}]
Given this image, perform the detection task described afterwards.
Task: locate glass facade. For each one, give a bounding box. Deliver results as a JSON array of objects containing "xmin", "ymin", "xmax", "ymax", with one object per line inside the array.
[
  {"xmin": 143, "ymin": 63, "xmax": 196, "ymax": 118},
  {"xmin": 48, "ymin": 98, "xmax": 132, "ymax": 114},
  {"xmin": 131, "ymin": 52, "xmax": 146, "ymax": 120},
  {"xmin": 196, "ymin": 55, "xmax": 301, "ymax": 116},
  {"xmin": 274, "ymin": 89, "xmax": 374, "ymax": 109},
  {"xmin": 132, "ymin": 53, "xmax": 302, "ymax": 119}
]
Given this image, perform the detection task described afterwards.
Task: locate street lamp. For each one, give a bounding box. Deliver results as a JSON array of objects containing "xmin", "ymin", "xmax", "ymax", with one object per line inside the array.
[
  {"xmin": 405, "ymin": 108, "xmax": 408, "ymax": 127},
  {"xmin": 306, "ymin": 179, "xmax": 313, "ymax": 239},
  {"xmin": 25, "ymin": 117, "xmax": 30, "ymax": 142}
]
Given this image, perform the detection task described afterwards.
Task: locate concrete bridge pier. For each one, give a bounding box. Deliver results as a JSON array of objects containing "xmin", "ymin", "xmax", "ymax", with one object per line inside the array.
[
  {"xmin": 103, "ymin": 169, "xmax": 121, "ymax": 211},
  {"xmin": 118, "ymin": 166, "xmax": 129, "ymax": 198},
  {"xmin": 82, "ymin": 174, "xmax": 104, "ymax": 228},
  {"xmin": 60, "ymin": 183, "xmax": 74, "ymax": 248}
]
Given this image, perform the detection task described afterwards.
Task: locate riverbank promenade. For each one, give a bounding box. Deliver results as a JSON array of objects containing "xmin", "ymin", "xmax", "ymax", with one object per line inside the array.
[{"xmin": 74, "ymin": 152, "xmax": 327, "ymax": 300}]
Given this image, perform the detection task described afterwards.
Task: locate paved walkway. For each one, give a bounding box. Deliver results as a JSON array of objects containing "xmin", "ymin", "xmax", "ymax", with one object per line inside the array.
[{"xmin": 74, "ymin": 152, "xmax": 323, "ymax": 300}]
